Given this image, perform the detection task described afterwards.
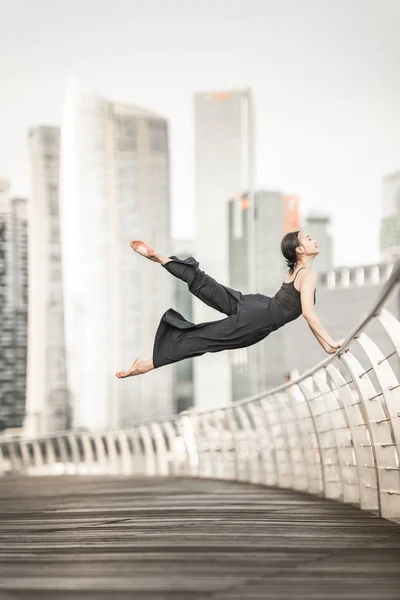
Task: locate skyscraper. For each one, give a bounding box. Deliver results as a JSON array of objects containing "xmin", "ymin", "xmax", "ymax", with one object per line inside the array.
[
  {"xmin": 60, "ymin": 81, "xmax": 173, "ymax": 430},
  {"xmin": 25, "ymin": 126, "xmax": 69, "ymax": 437},
  {"xmin": 194, "ymin": 89, "xmax": 253, "ymax": 408},
  {"xmin": 0, "ymin": 180, "xmax": 28, "ymax": 431},
  {"xmin": 380, "ymin": 170, "xmax": 400, "ymax": 260},
  {"xmin": 304, "ymin": 212, "xmax": 333, "ymax": 272}
]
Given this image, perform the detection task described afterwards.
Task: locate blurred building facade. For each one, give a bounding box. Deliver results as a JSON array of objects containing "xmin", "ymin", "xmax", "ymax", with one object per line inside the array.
[
  {"xmin": 170, "ymin": 238, "xmax": 196, "ymax": 413},
  {"xmin": 0, "ymin": 180, "xmax": 28, "ymax": 431},
  {"xmin": 304, "ymin": 212, "xmax": 333, "ymax": 272},
  {"xmin": 59, "ymin": 82, "xmax": 173, "ymax": 430},
  {"xmin": 380, "ymin": 170, "xmax": 400, "ymax": 260},
  {"xmin": 194, "ymin": 88, "xmax": 253, "ymax": 409},
  {"xmin": 25, "ymin": 126, "xmax": 70, "ymax": 437}
]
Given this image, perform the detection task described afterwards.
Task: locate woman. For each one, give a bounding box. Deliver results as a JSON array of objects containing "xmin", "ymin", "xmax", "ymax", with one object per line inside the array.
[{"xmin": 116, "ymin": 231, "xmax": 346, "ymax": 378}]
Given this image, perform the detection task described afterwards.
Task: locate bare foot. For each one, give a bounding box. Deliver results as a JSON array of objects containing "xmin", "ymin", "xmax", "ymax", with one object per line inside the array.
[
  {"xmin": 116, "ymin": 359, "xmax": 154, "ymax": 379},
  {"xmin": 130, "ymin": 240, "xmax": 159, "ymax": 262}
]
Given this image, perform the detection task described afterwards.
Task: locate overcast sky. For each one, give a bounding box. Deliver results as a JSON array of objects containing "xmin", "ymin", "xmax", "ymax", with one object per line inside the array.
[{"xmin": 1, "ymin": 0, "xmax": 399, "ymax": 267}]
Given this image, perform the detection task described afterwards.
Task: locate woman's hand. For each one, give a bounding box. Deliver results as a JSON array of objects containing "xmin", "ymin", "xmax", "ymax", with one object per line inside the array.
[
  {"xmin": 325, "ymin": 339, "xmax": 348, "ymax": 354},
  {"xmin": 325, "ymin": 345, "xmax": 337, "ymax": 355}
]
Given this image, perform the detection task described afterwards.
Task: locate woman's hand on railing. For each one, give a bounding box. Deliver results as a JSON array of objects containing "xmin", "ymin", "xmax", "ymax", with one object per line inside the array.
[{"xmin": 324, "ymin": 339, "xmax": 348, "ymax": 354}]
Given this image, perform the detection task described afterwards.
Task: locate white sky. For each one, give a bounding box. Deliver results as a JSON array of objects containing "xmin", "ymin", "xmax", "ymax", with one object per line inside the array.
[{"xmin": 1, "ymin": 0, "xmax": 399, "ymax": 267}]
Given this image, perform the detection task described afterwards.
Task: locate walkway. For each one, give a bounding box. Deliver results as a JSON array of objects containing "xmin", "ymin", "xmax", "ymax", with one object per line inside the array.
[{"xmin": 1, "ymin": 476, "xmax": 400, "ymax": 599}]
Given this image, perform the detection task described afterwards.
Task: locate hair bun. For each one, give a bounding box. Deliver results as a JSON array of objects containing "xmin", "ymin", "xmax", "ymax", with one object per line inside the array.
[{"xmin": 281, "ymin": 231, "xmax": 301, "ymax": 271}]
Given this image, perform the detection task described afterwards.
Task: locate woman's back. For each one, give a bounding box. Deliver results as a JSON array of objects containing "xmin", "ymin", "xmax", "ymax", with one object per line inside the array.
[{"xmin": 274, "ymin": 267, "xmax": 316, "ymax": 325}]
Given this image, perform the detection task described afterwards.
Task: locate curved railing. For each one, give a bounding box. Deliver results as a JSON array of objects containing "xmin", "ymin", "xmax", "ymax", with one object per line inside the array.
[{"xmin": 2, "ymin": 261, "xmax": 400, "ymax": 520}]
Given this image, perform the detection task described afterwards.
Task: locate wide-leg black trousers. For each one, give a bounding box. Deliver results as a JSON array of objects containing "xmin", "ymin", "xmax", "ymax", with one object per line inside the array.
[{"xmin": 152, "ymin": 256, "xmax": 281, "ymax": 368}]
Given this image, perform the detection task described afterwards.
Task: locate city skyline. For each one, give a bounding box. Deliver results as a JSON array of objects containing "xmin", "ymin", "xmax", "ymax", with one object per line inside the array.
[{"xmin": 1, "ymin": 0, "xmax": 399, "ymax": 268}]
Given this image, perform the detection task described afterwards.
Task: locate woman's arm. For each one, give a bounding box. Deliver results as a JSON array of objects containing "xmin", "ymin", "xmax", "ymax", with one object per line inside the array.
[{"xmin": 300, "ymin": 271, "xmax": 338, "ymax": 353}]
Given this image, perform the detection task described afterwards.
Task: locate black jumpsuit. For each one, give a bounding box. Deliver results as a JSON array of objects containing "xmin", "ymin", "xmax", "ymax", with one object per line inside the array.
[{"xmin": 152, "ymin": 256, "xmax": 316, "ymax": 369}]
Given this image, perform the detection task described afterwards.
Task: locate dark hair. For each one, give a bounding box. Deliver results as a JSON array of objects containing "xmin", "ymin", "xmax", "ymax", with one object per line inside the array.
[{"xmin": 281, "ymin": 231, "xmax": 301, "ymax": 272}]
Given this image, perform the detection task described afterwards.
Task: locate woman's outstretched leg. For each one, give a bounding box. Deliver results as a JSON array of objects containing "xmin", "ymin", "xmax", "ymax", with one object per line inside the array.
[
  {"xmin": 116, "ymin": 241, "xmax": 169, "ymax": 378},
  {"xmin": 116, "ymin": 358, "xmax": 154, "ymax": 378},
  {"xmin": 130, "ymin": 240, "xmax": 242, "ymax": 316}
]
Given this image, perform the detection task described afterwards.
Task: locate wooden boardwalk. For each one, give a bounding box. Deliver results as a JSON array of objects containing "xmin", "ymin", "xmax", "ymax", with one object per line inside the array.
[{"xmin": 1, "ymin": 476, "xmax": 400, "ymax": 599}]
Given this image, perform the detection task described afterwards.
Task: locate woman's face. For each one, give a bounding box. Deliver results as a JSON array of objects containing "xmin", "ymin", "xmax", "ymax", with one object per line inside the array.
[{"xmin": 297, "ymin": 231, "xmax": 319, "ymax": 257}]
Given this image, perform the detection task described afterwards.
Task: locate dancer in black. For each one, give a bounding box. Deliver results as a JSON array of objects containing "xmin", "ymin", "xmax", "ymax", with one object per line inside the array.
[{"xmin": 116, "ymin": 231, "xmax": 345, "ymax": 378}]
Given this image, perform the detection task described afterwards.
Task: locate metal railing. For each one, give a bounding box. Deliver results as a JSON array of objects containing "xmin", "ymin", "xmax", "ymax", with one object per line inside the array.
[{"xmin": 3, "ymin": 261, "xmax": 400, "ymax": 519}]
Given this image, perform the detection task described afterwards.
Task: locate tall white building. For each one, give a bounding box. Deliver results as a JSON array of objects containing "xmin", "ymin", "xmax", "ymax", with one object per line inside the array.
[
  {"xmin": 194, "ymin": 89, "xmax": 254, "ymax": 408},
  {"xmin": 60, "ymin": 81, "xmax": 173, "ymax": 430},
  {"xmin": 25, "ymin": 127, "xmax": 69, "ymax": 437},
  {"xmin": 0, "ymin": 180, "xmax": 28, "ymax": 431}
]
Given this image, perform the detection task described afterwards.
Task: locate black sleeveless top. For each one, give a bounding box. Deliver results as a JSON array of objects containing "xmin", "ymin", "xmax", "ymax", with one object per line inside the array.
[{"xmin": 273, "ymin": 267, "xmax": 316, "ymax": 326}]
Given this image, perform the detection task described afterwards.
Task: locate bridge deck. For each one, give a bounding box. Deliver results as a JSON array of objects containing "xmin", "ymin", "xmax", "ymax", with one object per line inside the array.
[{"xmin": 1, "ymin": 475, "xmax": 400, "ymax": 599}]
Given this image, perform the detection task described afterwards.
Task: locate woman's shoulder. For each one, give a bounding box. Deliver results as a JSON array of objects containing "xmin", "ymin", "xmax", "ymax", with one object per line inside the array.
[
  {"xmin": 285, "ymin": 267, "xmax": 317, "ymax": 284},
  {"xmin": 302, "ymin": 268, "xmax": 317, "ymax": 278},
  {"xmin": 298, "ymin": 269, "xmax": 318, "ymax": 288},
  {"xmin": 288, "ymin": 267, "xmax": 317, "ymax": 277}
]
